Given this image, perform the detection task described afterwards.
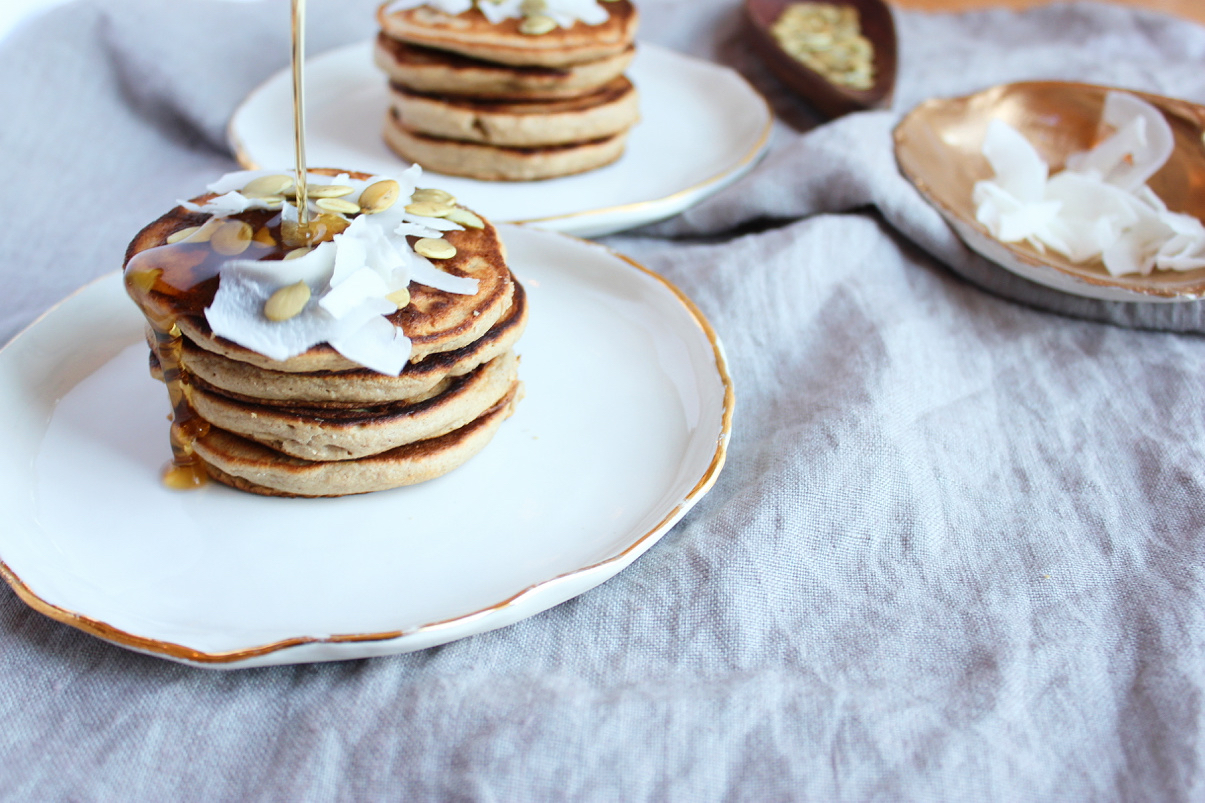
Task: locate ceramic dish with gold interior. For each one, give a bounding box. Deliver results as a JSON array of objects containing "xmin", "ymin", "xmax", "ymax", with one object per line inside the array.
[
  {"xmin": 894, "ymin": 81, "xmax": 1205, "ymax": 303},
  {"xmin": 0, "ymin": 225, "xmax": 732, "ymax": 669}
]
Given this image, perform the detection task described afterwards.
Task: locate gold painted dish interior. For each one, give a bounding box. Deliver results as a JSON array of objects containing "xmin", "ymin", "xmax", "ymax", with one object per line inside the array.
[{"xmin": 894, "ymin": 81, "xmax": 1205, "ymax": 299}]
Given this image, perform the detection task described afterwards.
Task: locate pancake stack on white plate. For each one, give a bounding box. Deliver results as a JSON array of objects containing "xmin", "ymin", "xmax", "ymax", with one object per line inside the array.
[
  {"xmin": 375, "ymin": 0, "xmax": 640, "ymax": 180},
  {"xmin": 123, "ymin": 168, "xmax": 527, "ymax": 497}
]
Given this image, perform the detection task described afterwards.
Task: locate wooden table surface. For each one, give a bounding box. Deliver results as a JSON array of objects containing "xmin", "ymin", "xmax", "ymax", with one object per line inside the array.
[{"xmin": 890, "ymin": 0, "xmax": 1203, "ymax": 25}]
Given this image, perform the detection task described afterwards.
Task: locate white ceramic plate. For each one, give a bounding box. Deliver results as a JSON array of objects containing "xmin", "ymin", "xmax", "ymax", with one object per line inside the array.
[
  {"xmin": 0, "ymin": 226, "xmax": 732, "ymax": 669},
  {"xmin": 229, "ymin": 41, "xmax": 772, "ymax": 238}
]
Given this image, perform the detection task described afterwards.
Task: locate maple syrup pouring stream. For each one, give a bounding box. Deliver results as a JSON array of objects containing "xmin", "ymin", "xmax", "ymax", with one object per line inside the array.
[{"xmin": 292, "ymin": 0, "xmax": 310, "ymax": 232}]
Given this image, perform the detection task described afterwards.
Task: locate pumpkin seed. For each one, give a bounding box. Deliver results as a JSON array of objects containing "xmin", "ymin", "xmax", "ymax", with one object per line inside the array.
[
  {"xmin": 414, "ymin": 238, "xmax": 456, "ymax": 259},
  {"xmin": 386, "ymin": 287, "xmax": 411, "ymax": 309},
  {"xmin": 210, "ymin": 220, "xmax": 254, "ymax": 256},
  {"xmin": 264, "ymin": 281, "xmax": 312, "ymax": 321},
  {"xmin": 411, "ymin": 188, "xmax": 455, "ymax": 204},
  {"xmin": 241, "ymin": 174, "xmax": 294, "ymax": 198},
  {"xmin": 304, "ymin": 184, "xmax": 355, "ymax": 199},
  {"xmin": 445, "ymin": 208, "xmax": 484, "ymax": 229},
  {"xmin": 358, "ymin": 180, "xmax": 401, "ymax": 214},
  {"xmin": 315, "ymin": 197, "xmax": 361, "ymax": 215},
  {"xmin": 405, "ymin": 200, "xmax": 454, "ymax": 218},
  {"xmin": 166, "ymin": 226, "xmax": 201, "ymax": 245},
  {"xmin": 519, "ymin": 14, "xmax": 556, "ymax": 35}
]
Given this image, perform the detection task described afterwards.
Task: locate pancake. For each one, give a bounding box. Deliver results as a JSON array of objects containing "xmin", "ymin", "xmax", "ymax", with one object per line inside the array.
[
  {"xmin": 194, "ymin": 384, "xmax": 521, "ymax": 497},
  {"xmin": 388, "ymin": 76, "xmax": 639, "ymax": 147},
  {"xmin": 384, "ymin": 111, "xmax": 627, "ymax": 180},
  {"xmin": 189, "ymin": 350, "xmax": 519, "ymax": 461},
  {"xmin": 127, "ymin": 188, "xmax": 515, "ymax": 372},
  {"xmin": 378, "ymin": 1, "xmax": 639, "ymax": 68},
  {"xmin": 374, "ymin": 34, "xmax": 634, "ymax": 99},
  {"xmin": 179, "ymin": 279, "xmax": 526, "ymax": 405}
]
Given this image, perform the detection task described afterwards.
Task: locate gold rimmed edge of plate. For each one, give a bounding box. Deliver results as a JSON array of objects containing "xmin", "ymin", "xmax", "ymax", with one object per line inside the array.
[
  {"xmin": 893, "ymin": 80, "xmax": 1205, "ymax": 301},
  {"xmin": 0, "ymin": 240, "xmax": 734, "ymax": 666},
  {"xmin": 225, "ymin": 43, "xmax": 774, "ymax": 233}
]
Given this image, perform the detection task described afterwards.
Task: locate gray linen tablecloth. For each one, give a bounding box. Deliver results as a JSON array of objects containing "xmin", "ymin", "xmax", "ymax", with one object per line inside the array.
[{"xmin": 3, "ymin": 0, "xmax": 1205, "ymax": 799}]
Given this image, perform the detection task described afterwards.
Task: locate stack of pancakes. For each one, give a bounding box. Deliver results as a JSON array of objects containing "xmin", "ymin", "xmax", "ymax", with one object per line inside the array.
[
  {"xmin": 375, "ymin": 1, "xmax": 640, "ymax": 180},
  {"xmin": 124, "ymin": 174, "xmax": 526, "ymax": 497}
]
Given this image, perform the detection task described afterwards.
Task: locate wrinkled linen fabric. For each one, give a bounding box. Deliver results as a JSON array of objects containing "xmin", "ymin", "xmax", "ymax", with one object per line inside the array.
[{"xmin": 2, "ymin": 1, "xmax": 1205, "ymax": 800}]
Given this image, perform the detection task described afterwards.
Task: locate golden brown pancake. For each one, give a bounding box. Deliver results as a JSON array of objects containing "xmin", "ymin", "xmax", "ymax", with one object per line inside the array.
[
  {"xmin": 377, "ymin": 1, "xmax": 638, "ymax": 68},
  {"xmin": 388, "ymin": 76, "xmax": 639, "ymax": 147},
  {"xmin": 374, "ymin": 34, "xmax": 635, "ymax": 99},
  {"xmin": 384, "ymin": 111, "xmax": 627, "ymax": 180},
  {"xmin": 194, "ymin": 385, "xmax": 521, "ymax": 497},
  {"xmin": 177, "ymin": 279, "xmax": 527, "ymax": 405},
  {"xmin": 189, "ymin": 350, "xmax": 519, "ymax": 461}
]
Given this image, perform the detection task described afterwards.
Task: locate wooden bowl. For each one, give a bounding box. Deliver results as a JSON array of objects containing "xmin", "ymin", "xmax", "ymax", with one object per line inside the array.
[{"xmin": 744, "ymin": 0, "xmax": 897, "ymax": 119}]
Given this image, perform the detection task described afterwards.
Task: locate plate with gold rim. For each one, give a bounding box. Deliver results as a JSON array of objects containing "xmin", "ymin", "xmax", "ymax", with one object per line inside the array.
[
  {"xmin": 0, "ymin": 225, "xmax": 732, "ymax": 669},
  {"xmin": 229, "ymin": 40, "xmax": 772, "ymax": 238},
  {"xmin": 894, "ymin": 81, "xmax": 1205, "ymax": 303}
]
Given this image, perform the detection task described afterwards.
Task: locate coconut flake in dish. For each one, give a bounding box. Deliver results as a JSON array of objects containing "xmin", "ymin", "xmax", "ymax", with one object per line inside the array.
[
  {"xmin": 203, "ymin": 166, "xmax": 480, "ymax": 376},
  {"xmin": 972, "ymin": 91, "xmax": 1205, "ymax": 277}
]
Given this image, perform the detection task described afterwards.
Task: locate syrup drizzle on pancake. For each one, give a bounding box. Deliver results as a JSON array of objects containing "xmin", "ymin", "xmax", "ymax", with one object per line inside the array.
[{"xmin": 124, "ymin": 209, "xmax": 344, "ymax": 489}]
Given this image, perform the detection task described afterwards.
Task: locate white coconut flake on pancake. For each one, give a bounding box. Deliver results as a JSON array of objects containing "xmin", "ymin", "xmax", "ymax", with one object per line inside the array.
[
  {"xmin": 410, "ymin": 254, "xmax": 480, "ymax": 294},
  {"xmin": 321, "ymin": 267, "xmax": 392, "ymax": 319},
  {"xmin": 971, "ymin": 91, "xmax": 1205, "ymax": 276},
  {"xmin": 200, "ymin": 166, "xmax": 483, "ymax": 374},
  {"xmin": 329, "ymin": 314, "xmax": 413, "ymax": 378},
  {"xmin": 179, "ymin": 191, "xmax": 259, "ymax": 217}
]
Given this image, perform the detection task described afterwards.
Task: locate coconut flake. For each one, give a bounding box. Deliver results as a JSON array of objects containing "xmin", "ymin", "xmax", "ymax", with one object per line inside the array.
[
  {"xmin": 198, "ymin": 167, "xmax": 482, "ymax": 374},
  {"xmin": 477, "ymin": 0, "xmax": 523, "ymax": 24},
  {"xmin": 205, "ymin": 170, "xmax": 280, "ymax": 195},
  {"xmin": 1065, "ymin": 91, "xmax": 1175, "ymax": 192},
  {"xmin": 180, "ymin": 191, "xmax": 258, "ymax": 217},
  {"xmin": 205, "ymin": 243, "xmax": 337, "ymax": 363},
  {"xmin": 328, "ymin": 314, "xmax": 412, "ymax": 377},
  {"xmin": 980, "ymin": 118, "xmax": 1048, "ymax": 203},
  {"xmin": 410, "ymin": 255, "xmax": 480, "ymax": 295},
  {"xmin": 320, "ymin": 267, "xmax": 392, "ymax": 319},
  {"xmin": 971, "ymin": 91, "xmax": 1205, "ymax": 277}
]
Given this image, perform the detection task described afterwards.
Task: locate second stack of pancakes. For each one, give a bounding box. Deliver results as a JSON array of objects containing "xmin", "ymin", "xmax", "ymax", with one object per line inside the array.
[{"xmin": 375, "ymin": 0, "xmax": 640, "ymax": 181}]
